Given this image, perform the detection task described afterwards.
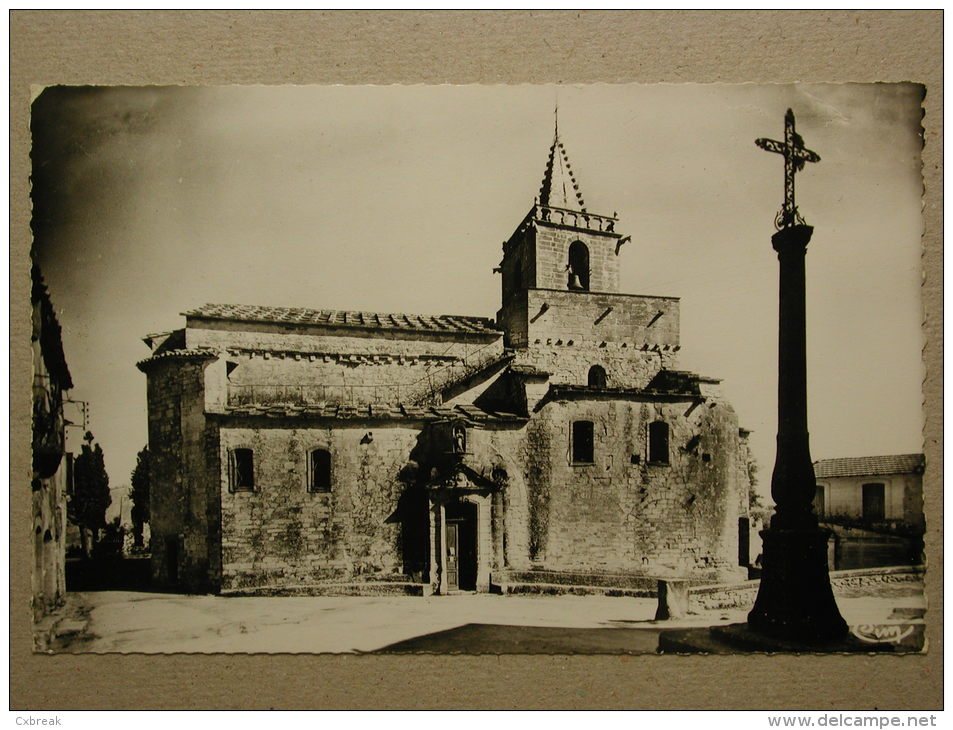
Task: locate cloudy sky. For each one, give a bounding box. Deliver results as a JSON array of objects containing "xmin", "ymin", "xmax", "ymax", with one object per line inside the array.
[{"xmin": 31, "ymin": 83, "xmax": 925, "ymax": 501}]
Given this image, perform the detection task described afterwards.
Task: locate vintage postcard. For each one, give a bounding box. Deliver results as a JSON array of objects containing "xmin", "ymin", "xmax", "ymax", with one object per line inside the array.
[{"xmin": 29, "ymin": 82, "xmax": 926, "ymax": 656}]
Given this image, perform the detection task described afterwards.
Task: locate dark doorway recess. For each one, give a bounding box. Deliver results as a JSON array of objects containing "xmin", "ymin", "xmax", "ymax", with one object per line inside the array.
[{"xmin": 445, "ymin": 500, "xmax": 478, "ymax": 591}]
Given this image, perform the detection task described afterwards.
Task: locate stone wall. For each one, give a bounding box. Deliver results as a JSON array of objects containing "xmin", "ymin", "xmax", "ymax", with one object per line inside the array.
[
  {"xmin": 216, "ymin": 418, "xmax": 533, "ymax": 592},
  {"xmin": 518, "ymin": 397, "xmax": 745, "ymax": 580},
  {"xmin": 525, "ymin": 289, "xmax": 680, "ymax": 350},
  {"xmin": 145, "ymin": 357, "xmax": 218, "ymax": 591},
  {"xmin": 498, "ymin": 207, "xmax": 630, "ymax": 348},
  {"xmin": 689, "ymin": 565, "xmax": 925, "ymax": 611},
  {"xmin": 149, "ymin": 366, "xmax": 748, "ymax": 592},
  {"xmin": 31, "ymin": 467, "xmax": 67, "ymax": 622},
  {"xmin": 188, "ymin": 320, "xmax": 504, "ymax": 409},
  {"xmin": 499, "ymin": 289, "xmax": 679, "ymax": 354},
  {"xmin": 530, "ymin": 222, "xmax": 622, "ymax": 293},
  {"xmin": 512, "ymin": 346, "xmax": 676, "ymax": 394},
  {"xmin": 31, "ymin": 277, "xmax": 70, "ymax": 621},
  {"xmin": 219, "ymin": 422, "xmax": 417, "ymax": 590}
]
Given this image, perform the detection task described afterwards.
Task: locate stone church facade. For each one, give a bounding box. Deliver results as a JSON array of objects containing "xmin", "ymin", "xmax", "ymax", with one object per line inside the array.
[{"xmin": 139, "ymin": 131, "xmax": 752, "ymax": 595}]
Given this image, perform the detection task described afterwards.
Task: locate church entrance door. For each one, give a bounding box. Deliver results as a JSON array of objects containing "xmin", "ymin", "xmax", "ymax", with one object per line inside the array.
[
  {"xmin": 445, "ymin": 523, "xmax": 459, "ymax": 590},
  {"xmin": 445, "ymin": 501, "xmax": 477, "ymax": 591}
]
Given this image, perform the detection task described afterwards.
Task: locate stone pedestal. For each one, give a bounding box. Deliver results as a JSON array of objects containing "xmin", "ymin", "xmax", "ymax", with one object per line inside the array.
[
  {"xmin": 655, "ymin": 578, "xmax": 689, "ymax": 620},
  {"xmin": 747, "ymin": 529, "xmax": 847, "ymax": 642}
]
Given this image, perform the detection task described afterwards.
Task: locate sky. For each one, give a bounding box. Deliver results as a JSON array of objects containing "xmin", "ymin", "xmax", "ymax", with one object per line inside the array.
[{"xmin": 30, "ymin": 83, "xmax": 925, "ymax": 505}]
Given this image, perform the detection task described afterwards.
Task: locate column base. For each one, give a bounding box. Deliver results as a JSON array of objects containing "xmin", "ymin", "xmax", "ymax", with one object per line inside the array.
[{"xmin": 748, "ymin": 528, "xmax": 848, "ymax": 643}]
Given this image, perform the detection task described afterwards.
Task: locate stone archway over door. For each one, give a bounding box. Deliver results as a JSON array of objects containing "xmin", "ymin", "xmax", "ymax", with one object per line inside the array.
[{"xmin": 430, "ymin": 489, "xmax": 492, "ymax": 594}]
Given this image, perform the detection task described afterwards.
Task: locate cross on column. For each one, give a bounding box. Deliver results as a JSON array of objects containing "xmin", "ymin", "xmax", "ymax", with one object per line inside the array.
[
  {"xmin": 746, "ymin": 108, "xmax": 848, "ymax": 643},
  {"xmin": 756, "ymin": 108, "xmax": 821, "ymax": 229}
]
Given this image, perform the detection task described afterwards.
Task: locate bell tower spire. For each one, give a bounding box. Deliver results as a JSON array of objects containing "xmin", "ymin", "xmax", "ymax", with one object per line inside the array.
[
  {"xmin": 538, "ymin": 110, "xmax": 587, "ymax": 212},
  {"xmin": 497, "ymin": 117, "xmax": 632, "ymax": 348}
]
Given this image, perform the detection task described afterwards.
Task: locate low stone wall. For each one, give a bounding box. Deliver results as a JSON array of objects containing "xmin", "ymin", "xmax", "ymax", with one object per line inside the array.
[
  {"xmin": 492, "ymin": 569, "xmax": 725, "ymax": 598},
  {"xmin": 221, "ymin": 579, "xmax": 426, "ymax": 597},
  {"xmin": 499, "ymin": 570, "xmax": 661, "ymax": 590},
  {"xmin": 688, "ymin": 565, "xmax": 924, "ymax": 612},
  {"xmin": 828, "ymin": 565, "xmax": 925, "ymax": 591},
  {"xmin": 689, "ymin": 580, "xmax": 761, "ymax": 611},
  {"xmin": 498, "ymin": 582, "xmax": 655, "ymax": 598}
]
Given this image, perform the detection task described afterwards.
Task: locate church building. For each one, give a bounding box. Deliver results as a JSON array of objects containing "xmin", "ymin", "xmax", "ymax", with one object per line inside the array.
[{"xmin": 138, "ymin": 128, "xmax": 752, "ymax": 595}]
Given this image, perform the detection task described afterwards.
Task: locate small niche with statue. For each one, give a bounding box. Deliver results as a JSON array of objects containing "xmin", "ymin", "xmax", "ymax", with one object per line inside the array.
[{"xmin": 431, "ymin": 418, "xmax": 470, "ymax": 458}]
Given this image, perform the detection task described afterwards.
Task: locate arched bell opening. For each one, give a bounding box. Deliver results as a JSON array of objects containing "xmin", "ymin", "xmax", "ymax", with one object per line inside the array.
[{"xmin": 568, "ymin": 241, "xmax": 590, "ymax": 290}]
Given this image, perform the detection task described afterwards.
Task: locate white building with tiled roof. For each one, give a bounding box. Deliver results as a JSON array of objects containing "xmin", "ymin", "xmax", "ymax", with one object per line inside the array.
[
  {"xmin": 137, "ymin": 126, "xmax": 754, "ymax": 596},
  {"xmin": 813, "ymin": 453, "xmax": 924, "ymax": 528}
]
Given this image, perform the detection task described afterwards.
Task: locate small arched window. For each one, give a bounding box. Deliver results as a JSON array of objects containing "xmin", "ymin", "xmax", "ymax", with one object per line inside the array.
[
  {"xmin": 648, "ymin": 421, "xmax": 669, "ymax": 465},
  {"xmin": 588, "ymin": 365, "xmax": 607, "ymax": 389},
  {"xmin": 229, "ymin": 448, "xmax": 255, "ymax": 492},
  {"xmin": 568, "ymin": 241, "xmax": 590, "ymax": 291},
  {"xmin": 309, "ymin": 449, "xmax": 332, "ymax": 493}
]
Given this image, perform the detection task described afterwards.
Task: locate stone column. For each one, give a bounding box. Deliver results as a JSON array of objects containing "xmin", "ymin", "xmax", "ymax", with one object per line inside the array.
[
  {"xmin": 426, "ymin": 497, "xmax": 439, "ymax": 596},
  {"xmin": 474, "ymin": 495, "xmax": 492, "ymax": 592},
  {"xmin": 747, "ymin": 224, "xmax": 848, "ymax": 642},
  {"xmin": 438, "ymin": 501, "xmax": 448, "ymax": 595}
]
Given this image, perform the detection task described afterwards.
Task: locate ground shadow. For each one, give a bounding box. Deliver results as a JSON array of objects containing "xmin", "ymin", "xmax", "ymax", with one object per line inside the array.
[{"xmin": 374, "ymin": 623, "xmax": 662, "ymax": 654}]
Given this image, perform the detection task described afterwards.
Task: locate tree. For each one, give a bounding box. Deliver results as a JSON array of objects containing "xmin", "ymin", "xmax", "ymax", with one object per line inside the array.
[
  {"xmin": 93, "ymin": 516, "xmax": 126, "ymax": 559},
  {"xmin": 70, "ymin": 431, "xmax": 111, "ymax": 556},
  {"xmin": 129, "ymin": 445, "xmax": 152, "ymax": 549},
  {"xmin": 745, "ymin": 455, "xmax": 774, "ymax": 527}
]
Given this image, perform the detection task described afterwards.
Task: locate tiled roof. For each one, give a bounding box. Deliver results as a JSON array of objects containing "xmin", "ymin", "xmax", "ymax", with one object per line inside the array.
[
  {"xmin": 644, "ymin": 369, "xmax": 707, "ymax": 396},
  {"xmin": 814, "ymin": 454, "xmax": 924, "ymax": 479},
  {"xmin": 220, "ymin": 403, "xmax": 525, "ymax": 424},
  {"xmin": 508, "ymin": 364, "xmax": 551, "ymax": 378},
  {"xmin": 184, "ymin": 303, "xmax": 501, "ymax": 336},
  {"xmin": 545, "ymin": 370, "xmax": 717, "ymax": 404},
  {"xmin": 136, "ymin": 347, "xmax": 218, "ymax": 371}
]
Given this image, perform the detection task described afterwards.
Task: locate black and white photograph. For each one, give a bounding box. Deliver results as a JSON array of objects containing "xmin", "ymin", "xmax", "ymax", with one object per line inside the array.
[{"xmin": 30, "ymin": 82, "xmax": 927, "ymax": 656}]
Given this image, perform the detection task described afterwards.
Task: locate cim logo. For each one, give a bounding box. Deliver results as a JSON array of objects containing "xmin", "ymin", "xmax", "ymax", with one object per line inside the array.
[{"xmin": 851, "ymin": 623, "xmax": 917, "ymax": 644}]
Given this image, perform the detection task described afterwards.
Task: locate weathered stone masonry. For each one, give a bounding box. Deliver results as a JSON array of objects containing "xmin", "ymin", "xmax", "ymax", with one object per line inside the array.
[{"xmin": 139, "ymin": 128, "xmax": 752, "ymax": 594}]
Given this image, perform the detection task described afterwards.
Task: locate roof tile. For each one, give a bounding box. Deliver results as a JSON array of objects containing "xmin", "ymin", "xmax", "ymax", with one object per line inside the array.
[
  {"xmin": 184, "ymin": 303, "xmax": 500, "ymax": 336},
  {"xmin": 814, "ymin": 454, "xmax": 924, "ymax": 479},
  {"xmin": 220, "ymin": 402, "xmax": 525, "ymax": 424}
]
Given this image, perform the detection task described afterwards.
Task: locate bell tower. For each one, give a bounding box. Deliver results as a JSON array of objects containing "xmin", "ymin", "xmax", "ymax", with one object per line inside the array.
[{"xmin": 497, "ymin": 122, "xmax": 633, "ymax": 348}]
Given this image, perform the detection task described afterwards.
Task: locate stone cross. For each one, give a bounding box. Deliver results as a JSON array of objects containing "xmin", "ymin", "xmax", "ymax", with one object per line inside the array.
[
  {"xmin": 747, "ymin": 108, "xmax": 847, "ymax": 643},
  {"xmin": 755, "ymin": 108, "xmax": 821, "ymax": 229}
]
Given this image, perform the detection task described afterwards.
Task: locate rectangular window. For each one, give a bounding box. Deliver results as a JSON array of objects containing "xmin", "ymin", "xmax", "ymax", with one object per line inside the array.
[
  {"xmin": 229, "ymin": 448, "xmax": 255, "ymax": 492},
  {"xmin": 648, "ymin": 421, "xmax": 669, "ymax": 464},
  {"xmin": 309, "ymin": 449, "xmax": 332, "ymax": 493},
  {"xmin": 65, "ymin": 452, "xmax": 74, "ymax": 495},
  {"xmin": 571, "ymin": 420, "xmax": 594, "ymax": 464},
  {"xmin": 738, "ymin": 517, "xmax": 750, "ymax": 566}
]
